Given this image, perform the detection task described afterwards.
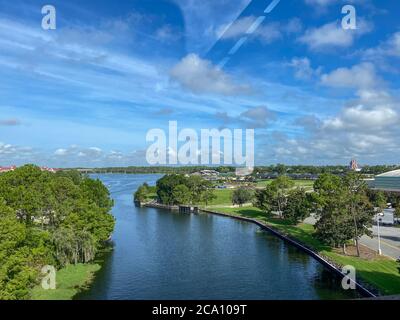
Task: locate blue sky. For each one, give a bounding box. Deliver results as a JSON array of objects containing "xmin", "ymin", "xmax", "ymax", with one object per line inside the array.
[{"xmin": 0, "ymin": 0, "xmax": 399, "ymax": 167}]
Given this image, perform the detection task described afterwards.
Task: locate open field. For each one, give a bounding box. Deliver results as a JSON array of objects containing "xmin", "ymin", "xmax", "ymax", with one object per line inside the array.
[
  {"xmin": 204, "ymin": 188, "xmax": 234, "ymax": 206},
  {"xmin": 31, "ymin": 263, "xmax": 101, "ymax": 300},
  {"xmin": 211, "ymin": 206, "xmax": 400, "ymax": 296},
  {"xmin": 255, "ymin": 179, "xmax": 315, "ymax": 190}
]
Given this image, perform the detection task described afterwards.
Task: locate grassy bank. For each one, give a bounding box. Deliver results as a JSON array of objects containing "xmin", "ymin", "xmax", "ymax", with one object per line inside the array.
[
  {"xmin": 31, "ymin": 263, "xmax": 101, "ymax": 300},
  {"xmin": 255, "ymin": 179, "xmax": 314, "ymax": 190},
  {"xmin": 210, "ymin": 206, "xmax": 400, "ymax": 296}
]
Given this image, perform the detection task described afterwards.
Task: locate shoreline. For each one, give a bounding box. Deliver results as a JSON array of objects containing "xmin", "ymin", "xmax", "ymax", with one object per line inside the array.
[
  {"xmin": 200, "ymin": 208, "xmax": 377, "ymax": 298},
  {"xmin": 143, "ymin": 201, "xmax": 377, "ymax": 298},
  {"xmin": 31, "ymin": 263, "xmax": 101, "ymax": 300}
]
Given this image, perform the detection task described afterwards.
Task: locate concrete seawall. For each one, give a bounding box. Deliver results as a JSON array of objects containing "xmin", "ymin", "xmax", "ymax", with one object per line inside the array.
[{"xmin": 201, "ymin": 208, "xmax": 378, "ymax": 298}]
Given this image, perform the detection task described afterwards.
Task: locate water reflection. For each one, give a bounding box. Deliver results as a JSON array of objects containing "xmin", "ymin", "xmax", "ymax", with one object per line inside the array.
[{"xmin": 76, "ymin": 174, "xmax": 361, "ymax": 300}]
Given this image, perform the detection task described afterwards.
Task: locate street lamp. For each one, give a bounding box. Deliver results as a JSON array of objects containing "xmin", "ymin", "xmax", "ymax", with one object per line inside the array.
[{"xmin": 376, "ymin": 212, "xmax": 384, "ymax": 255}]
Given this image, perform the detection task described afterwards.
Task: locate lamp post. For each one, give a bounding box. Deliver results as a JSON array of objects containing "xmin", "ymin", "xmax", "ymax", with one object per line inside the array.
[{"xmin": 377, "ymin": 212, "xmax": 384, "ymax": 255}]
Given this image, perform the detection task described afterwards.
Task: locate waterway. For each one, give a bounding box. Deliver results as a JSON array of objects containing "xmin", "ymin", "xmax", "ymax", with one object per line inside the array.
[{"xmin": 76, "ymin": 174, "xmax": 360, "ymax": 300}]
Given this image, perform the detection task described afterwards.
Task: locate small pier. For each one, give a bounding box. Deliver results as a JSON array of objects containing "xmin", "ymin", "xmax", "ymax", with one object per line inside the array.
[{"xmin": 179, "ymin": 206, "xmax": 199, "ymax": 214}]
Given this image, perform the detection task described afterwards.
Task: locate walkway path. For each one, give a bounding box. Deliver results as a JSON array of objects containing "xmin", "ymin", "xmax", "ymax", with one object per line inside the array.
[{"xmin": 304, "ymin": 214, "xmax": 400, "ymax": 260}]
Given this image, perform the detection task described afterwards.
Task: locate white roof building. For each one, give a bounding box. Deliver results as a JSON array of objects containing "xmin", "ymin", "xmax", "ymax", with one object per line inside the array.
[{"xmin": 372, "ymin": 169, "xmax": 400, "ymax": 192}]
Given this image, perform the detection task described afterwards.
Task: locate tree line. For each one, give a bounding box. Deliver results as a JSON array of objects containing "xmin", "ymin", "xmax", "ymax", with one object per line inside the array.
[
  {"xmin": 135, "ymin": 174, "xmax": 216, "ymax": 206},
  {"xmin": 89, "ymin": 164, "xmax": 400, "ymax": 176},
  {"xmin": 253, "ymin": 173, "xmax": 398, "ymax": 255},
  {"xmin": 0, "ymin": 165, "xmax": 115, "ymax": 299}
]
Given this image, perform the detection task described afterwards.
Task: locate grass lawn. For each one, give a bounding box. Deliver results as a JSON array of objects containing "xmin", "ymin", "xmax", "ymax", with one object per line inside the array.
[
  {"xmin": 255, "ymin": 179, "xmax": 315, "ymax": 190},
  {"xmin": 212, "ymin": 206, "xmax": 400, "ymax": 296},
  {"xmin": 201, "ymin": 188, "xmax": 234, "ymax": 206},
  {"xmin": 31, "ymin": 263, "xmax": 101, "ymax": 300}
]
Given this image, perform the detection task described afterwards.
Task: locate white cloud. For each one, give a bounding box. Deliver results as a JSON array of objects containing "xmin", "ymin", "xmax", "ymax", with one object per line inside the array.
[
  {"xmin": 288, "ymin": 57, "xmax": 321, "ymax": 80},
  {"xmin": 305, "ymin": 0, "xmax": 336, "ymax": 5},
  {"xmin": 216, "ymin": 16, "xmax": 255, "ymax": 39},
  {"xmin": 363, "ymin": 31, "xmax": 400, "ymax": 60},
  {"xmin": 216, "ymin": 106, "xmax": 276, "ymax": 128},
  {"xmin": 323, "ymin": 105, "xmax": 398, "ymax": 131},
  {"xmin": 320, "ymin": 63, "xmax": 379, "ymax": 89},
  {"xmin": 216, "ymin": 17, "xmax": 302, "ymax": 44},
  {"xmin": 155, "ymin": 25, "xmax": 182, "ymax": 43},
  {"xmin": 172, "ymin": 0, "xmax": 252, "ymax": 53},
  {"xmin": 54, "ymin": 148, "xmax": 68, "ymax": 156},
  {"xmin": 170, "ymin": 54, "xmax": 251, "ymax": 95},
  {"xmin": 298, "ymin": 20, "xmax": 372, "ymax": 50},
  {"xmin": 268, "ymin": 88, "xmax": 400, "ymax": 163}
]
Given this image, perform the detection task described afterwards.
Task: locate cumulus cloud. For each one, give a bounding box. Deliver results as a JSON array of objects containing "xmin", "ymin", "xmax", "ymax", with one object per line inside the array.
[
  {"xmin": 216, "ymin": 106, "xmax": 276, "ymax": 128},
  {"xmin": 216, "ymin": 17, "xmax": 302, "ymax": 44},
  {"xmin": 288, "ymin": 57, "xmax": 321, "ymax": 80},
  {"xmin": 322, "ymin": 105, "xmax": 398, "ymax": 131},
  {"xmin": 320, "ymin": 63, "xmax": 380, "ymax": 89},
  {"xmin": 52, "ymin": 145, "xmax": 149, "ymax": 167},
  {"xmin": 155, "ymin": 25, "xmax": 182, "ymax": 43},
  {"xmin": 0, "ymin": 142, "xmax": 37, "ymax": 164},
  {"xmin": 170, "ymin": 54, "xmax": 251, "ymax": 95},
  {"xmin": 298, "ymin": 20, "xmax": 372, "ymax": 50},
  {"xmin": 362, "ymin": 31, "xmax": 400, "ymax": 60},
  {"xmin": 273, "ymin": 89, "xmax": 400, "ymax": 162},
  {"xmin": 304, "ymin": 0, "xmax": 337, "ymax": 6}
]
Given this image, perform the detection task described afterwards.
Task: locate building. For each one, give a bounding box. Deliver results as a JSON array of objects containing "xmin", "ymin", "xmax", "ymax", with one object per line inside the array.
[
  {"xmin": 0, "ymin": 165, "xmax": 16, "ymax": 173},
  {"xmin": 192, "ymin": 170, "xmax": 220, "ymax": 180},
  {"xmin": 40, "ymin": 166, "xmax": 60, "ymax": 173},
  {"xmin": 0, "ymin": 166, "xmax": 60, "ymax": 174},
  {"xmin": 349, "ymin": 159, "xmax": 362, "ymax": 172},
  {"xmin": 371, "ymin": 169, "xmax": 400, "ymax": 193}
]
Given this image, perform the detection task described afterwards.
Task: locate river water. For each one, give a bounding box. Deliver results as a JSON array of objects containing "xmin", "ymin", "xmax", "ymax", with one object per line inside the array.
[{"xmin": 75, "ymin": 174, "xmax": 360, "ymax": 300}]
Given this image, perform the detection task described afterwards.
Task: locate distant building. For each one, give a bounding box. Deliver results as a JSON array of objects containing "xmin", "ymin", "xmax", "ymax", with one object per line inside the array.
[
  {"xmin": 40, "ymin": 166, "xmax": 60, "ymax": 173},
  {"xmin": 371, "ymin": 169, "xmax": 400, "ymax": 193},
  {"xmin": 0, "ymin": 165, "xmax": 16, "ymax": 173},
  {"xmin": 192, "ymin": 170, "xmax": 220, "ymax": 180},
  {"xmin": 0, "ymin": 166, "xmax": 60, "ymax": 173},
  {"xmin": 349, "ymin": 159, "xmax": 362, "ymax": 172}
]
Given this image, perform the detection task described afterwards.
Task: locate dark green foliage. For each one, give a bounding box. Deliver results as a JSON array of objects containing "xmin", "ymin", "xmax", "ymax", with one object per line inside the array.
[
  {"xmin": 155, "ymin": 174, "xmax": 215, "ymax": 205},
  {"xmin": 231, "ymin": 187, "xmax": 253, "ymax": 207},
  {"xmin": 254, "ymin": 176, "xmax": 295, "ymax": 218},
  {"xmin": 0, "ymin": 165, "xmax": 115, "ymax": 299},
  {"xmin": 282, "ymin": 188, "xmax": 312, "ymax": 224},
  {"xmin": 313, "ymin": 173, "xmax": 375, "ymax": 255}
]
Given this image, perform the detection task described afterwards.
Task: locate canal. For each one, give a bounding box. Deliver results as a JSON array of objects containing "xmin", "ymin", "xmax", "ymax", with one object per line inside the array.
[{"xmin": 76, "ymin": 174, "xmax": 360, "ymax": 300}]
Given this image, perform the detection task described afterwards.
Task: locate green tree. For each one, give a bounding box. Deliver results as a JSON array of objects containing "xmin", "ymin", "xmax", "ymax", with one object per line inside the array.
[
  {"xmin": 282, "ymin": 188, "xmax": 312, "ymax": 224},
  {"xmin": 395, "ymin": 205, "xmax": 400, "ymax": 219},
  {"xmin": 342, "ymin": 173, "xmax": 375, "ymax": 256},
  {"xmin": 0, "ymin": 165, "xmax": 115, "ymax": 299},
  {"xmin": 313, "ymin": 173, "xmax": 374, "ymax": 256},
  {"xmin": 232, "ymin": 187, "xmax": 253, "ymax": 207},
  {"xmin": 172, "ymin": 184, "xmax": 191, "ymax": 204},
  {"xmin": 201, "ymin": 188, "xmax": 216, "ymax": 206},
  {"xmin": 374, "ymin": 191, "xmax": 387, "ymax": 213},
  {"xmin": 313, "ymin": 174, "xmax": 354, "ymax": 253},
  {"xmin": 270, "ymin": 176, "xmax": 295, "ymax": 217},
  {"xmin": 156, "ymin": 174, "xmax": 188, "ymax": 205},
  {"xmin": 134, "ymin": 185, "xmax": 148, "ymax": 202},
  {"xmin": 254, "ymin": 186, "xmax": 276, "ymax": 215}
]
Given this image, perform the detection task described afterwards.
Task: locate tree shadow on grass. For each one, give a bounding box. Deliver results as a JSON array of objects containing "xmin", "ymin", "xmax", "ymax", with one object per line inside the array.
[
  {"xmin": 356, "ymin": 270, "xmax": 400, "ymax": 297},
  {"xmin": 232, "ymin": 208, "xmax": 333, "ymax": 253}
]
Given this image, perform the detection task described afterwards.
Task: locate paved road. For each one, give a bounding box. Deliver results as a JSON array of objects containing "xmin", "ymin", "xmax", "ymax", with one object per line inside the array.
[
  {"xmin": 303, "ymin": 214, "xmax": 400, "ymax": 260},
  {"xmin": 360, "ymin": 225, "xmax": 400, "ymax": 260}
]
